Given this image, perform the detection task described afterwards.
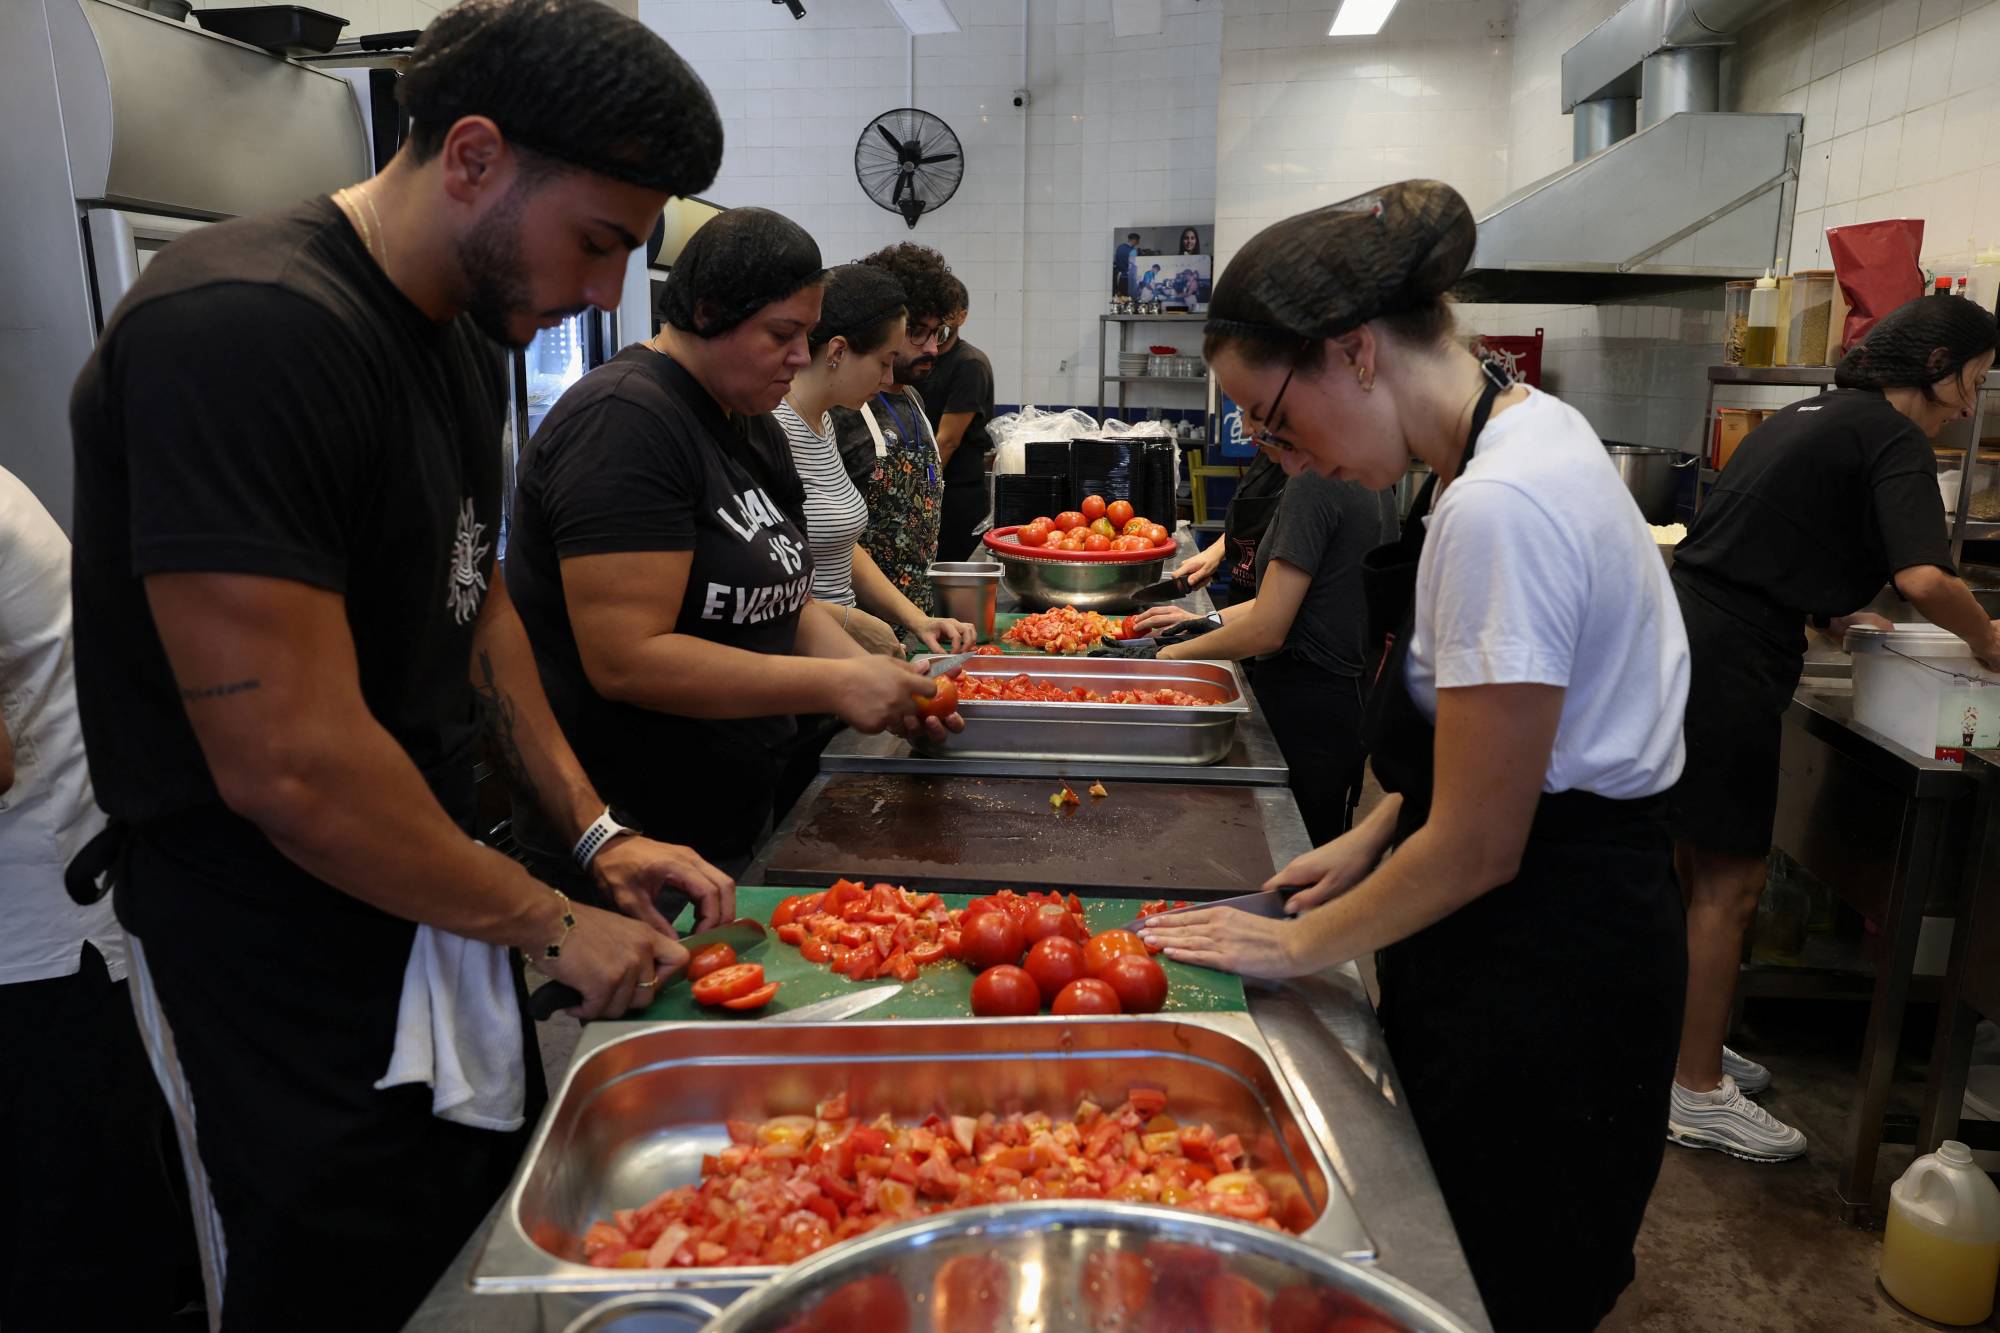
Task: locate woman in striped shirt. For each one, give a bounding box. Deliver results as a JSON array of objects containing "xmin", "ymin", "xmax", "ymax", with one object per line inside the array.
[{"xmin": 775, "ymin": 265, "xmax": 974, "ymax": 655}]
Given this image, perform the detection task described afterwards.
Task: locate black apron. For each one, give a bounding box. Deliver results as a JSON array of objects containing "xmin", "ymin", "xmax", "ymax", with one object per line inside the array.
[
  {"xmin": 1221, "ymin": 453, "xmax": 1287, "ymax": 594},
  {"xmin": 1358, "ymin": 374, "xmax": 1687, "ymax": 1333}
]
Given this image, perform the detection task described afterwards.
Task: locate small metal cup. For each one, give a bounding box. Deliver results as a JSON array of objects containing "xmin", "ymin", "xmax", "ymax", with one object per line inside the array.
[{"xmin": 927, "ymin": 560, "xmax": 1003, "ymax": 641}]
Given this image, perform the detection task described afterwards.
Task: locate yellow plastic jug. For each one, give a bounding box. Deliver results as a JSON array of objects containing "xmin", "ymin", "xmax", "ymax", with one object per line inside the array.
[{"xmin": 1879, "ymin": 1140, "xmax": 2000, "ymax": 1325}]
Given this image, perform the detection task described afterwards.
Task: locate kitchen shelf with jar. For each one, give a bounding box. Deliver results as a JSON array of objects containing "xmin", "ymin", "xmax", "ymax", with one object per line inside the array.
[
  {"xmin": 1097, "ymin": 312, "xmax": 1210, "ymax": 423},
  {"xmin": 1698, "ymin": 367, "xmax": 2000, "ymax": 565}
]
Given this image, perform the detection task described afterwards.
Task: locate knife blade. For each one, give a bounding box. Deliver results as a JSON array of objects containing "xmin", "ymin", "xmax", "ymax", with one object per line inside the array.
[
  {"xmin": 1118, "ymin": 889, "xmax": 1291, "ymax": 934},
  {"xmin": 1131, "ymin": 572, "xmax": 1192, "ymax": 605},
  {"xmin": 919, "ymin": 650, "xmax": 979, "ymax": 678},
  {"xmin": 765, "ymin": 985, "xmax": 900, "ymax": 1023},
  {"xmin": 528, "ymin": 917, "xmax": 769, "ymax": 1021}
]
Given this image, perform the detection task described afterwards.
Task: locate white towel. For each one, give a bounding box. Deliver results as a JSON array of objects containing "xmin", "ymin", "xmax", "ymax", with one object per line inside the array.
[{"xmin": 374, "ymin": 925, "xmax": 526, "ymax": 1132}]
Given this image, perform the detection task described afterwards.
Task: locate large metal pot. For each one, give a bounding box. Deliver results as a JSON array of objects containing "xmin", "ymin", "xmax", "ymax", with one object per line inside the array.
[
  {"xmin": 692, "ymin": 1201, "xmax": 1478, "ymax": 1332},
  {"xmin": 1604, "ymin": 444, "xmax": 1699, "ymax": 523}
]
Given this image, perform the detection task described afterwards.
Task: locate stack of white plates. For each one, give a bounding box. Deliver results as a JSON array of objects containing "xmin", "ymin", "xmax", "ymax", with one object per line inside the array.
[{"xmin": 1118, "ymin": 352, "xmax": 1150, "ymax": 376}]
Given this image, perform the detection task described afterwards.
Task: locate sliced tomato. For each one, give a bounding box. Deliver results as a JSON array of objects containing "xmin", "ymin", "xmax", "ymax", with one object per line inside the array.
[
  {"xmin": 776, "ymin": 922, "xmax": 806, "ymax": 945},
  {"xmin": 770, "ymin": 894, "xmax": 807, "ymax": 928},
  {"xmin": 690, "ymin": 963, "xmax": 764, "ymax": 1006},
  {"xmin": 1128, "ymin": 1086, "xmax": 1168, "ymax": 1118},
  {"xmin": 884, "ymin": 950, "xmax": 919, "ymax": 983},
  {"xmin": 909, "ymin": 940, "xmax": 948, "ymax": 965},
  {"xmin": 800, "ymin": 935, "xmax": 831, "ymax": 964},
  {"xmin": 721, "ymin": 980, "xmax": 779, "ymax": 1011}
]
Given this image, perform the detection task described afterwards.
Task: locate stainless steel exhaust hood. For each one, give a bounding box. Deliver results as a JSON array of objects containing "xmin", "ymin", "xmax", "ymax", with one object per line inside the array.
[{"xmin": 1455, "ymin": 0, "xmax": 1803, "ymax": 304}]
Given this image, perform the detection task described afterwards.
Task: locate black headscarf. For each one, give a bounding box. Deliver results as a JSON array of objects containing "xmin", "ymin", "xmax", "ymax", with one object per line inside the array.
[
  {"xmin": 657, "ymin": 207, "xmax": 826, "ymax": 338},
  {"xmin": 1205, "ymin": 180, "xmax": 1476, "ymax": 345},
  {"xmin": 1836, "ymin": 294, "xmax": 1999, "ymax": 395}
]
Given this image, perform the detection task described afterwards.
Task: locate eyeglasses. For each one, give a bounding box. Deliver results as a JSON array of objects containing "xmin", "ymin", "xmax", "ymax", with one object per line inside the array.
[
  {"xmin": 1248, "ymin": 344, "xmax": 1310, "ymax": 452},
  {"xmin": 908, "ymin": 321, "xmax": 943, "ymax": 350}
]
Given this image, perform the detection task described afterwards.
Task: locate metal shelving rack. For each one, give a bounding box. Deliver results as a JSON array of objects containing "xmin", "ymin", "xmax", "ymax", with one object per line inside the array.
[
  {"xmin": 1096, "ymin": 312, "xmax": 1209, "ymax": 423},
  {"xmin": 1698, "ymin": 365, "xmax": 2000, "ymax": 564}
]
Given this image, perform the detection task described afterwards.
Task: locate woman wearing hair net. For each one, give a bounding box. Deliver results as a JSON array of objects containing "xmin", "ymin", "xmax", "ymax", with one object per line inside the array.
[
  {"xmin": 1140, "ymin": 181, "xmax": 1690, "ymax": 1331},
  {"xmin": 1664, "ymin": 295, "xmax": 2000, "ymax": 1164}
]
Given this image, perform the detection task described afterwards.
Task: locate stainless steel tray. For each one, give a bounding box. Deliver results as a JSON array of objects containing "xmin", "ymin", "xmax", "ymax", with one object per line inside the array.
[
  {"xmin": 914, "ymin": 656, "xmax": 1249, "ymax": 766},
  {"xmin": 471, "ymin": 1014, "xmax": 1369, "ymax": 1298}
]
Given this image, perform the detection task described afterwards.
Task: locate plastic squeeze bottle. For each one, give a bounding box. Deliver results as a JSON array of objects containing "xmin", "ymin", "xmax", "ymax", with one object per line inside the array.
[
  {"xmin": 1878, "ymin": 1140, "xmax": 2000, "ymax": 1325},
  {"xmin": 1743, "ymin": 269, "xmax": 1779, "ymax": 367}
]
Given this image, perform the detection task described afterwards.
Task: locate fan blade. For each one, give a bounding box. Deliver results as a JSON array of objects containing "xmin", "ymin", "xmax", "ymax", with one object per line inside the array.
[
  {"xmin": 917, "ymin": 152, "xmax": 959, "ymax": 164},
  {"xmin": 876, "ymin": 123, "xmax": 905, "ymax": 153},
  {"xmin": 891, "ymin": 171, "xmax": 908, "ymax": 204}
]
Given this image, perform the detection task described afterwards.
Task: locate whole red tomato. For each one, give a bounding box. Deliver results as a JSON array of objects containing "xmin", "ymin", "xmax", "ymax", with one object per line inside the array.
[
  {"xmin": 1084, "ymin": 532, "xmax": 1112, "ymax": 552},
  {"xmin": 1021, "ymin": 902, "xmax": 1079, "ymax": 947},
  {"xmin": 1097, "ymin": 952, "xmax": 1168, "ymax": 1013},
  {"xmin": 1107, "ymin": 499, "xmax": 1135, "ymax": 529},
  {"xmin": 796, "ymin": 1274, "xmax": 911, "ymax": 1333},
  {"xmin": 1088, "ymin": 517, "xmax": 1117, "ymax": 539},
  {"xmin": 1052, "ymin": 977, "xmax": 1121, "ymax": 1015},
  {"xmin": 1198, "ymin": 1273, "xmax": 1269, "ymax": 1333},
  {"xmin": 970, "ymin": 964, "xmax": 1040, "ymax": 1017},
  {"xmin": 1268, "ymin": 1286, "xmax": 1394, "ymax": 1333},
  {"xmin": 1024, "ymin": 936, "xmax": 1089, "ymax": 997},
  {"xmin": 914, "ymin": 673, "xmax": 959, "ymax": 719},
  {"xmin": 1085, "ymin": 929, "xmax": 1150, "ymax": 977},
  {"xmin": 1080, "ymin": 494, "xmax": 1107, "ymax": 521},
  {"xmin": 1143, "ymin": 523, "xmax": 1170, "ymax": 546},
  {"xmin": 1054, "ymin": 510, "xmax": 1086, "ymax": 532},
  {"xmin": 961, "ymin": 911, "xmax": 1026, "ymax": 970},
  {"xmin": 686, "ymin": 942, "xmax": 736, "ymax": 981},
  {"xmin": 1121, "ymin": 517, "xmax": 1151, "ymax": 537}
]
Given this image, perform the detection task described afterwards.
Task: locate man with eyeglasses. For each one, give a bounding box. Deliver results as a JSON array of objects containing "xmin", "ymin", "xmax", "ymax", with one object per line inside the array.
[{"xmin": 831, "ymin": 243, "xmax": 963, "ymax": 616}]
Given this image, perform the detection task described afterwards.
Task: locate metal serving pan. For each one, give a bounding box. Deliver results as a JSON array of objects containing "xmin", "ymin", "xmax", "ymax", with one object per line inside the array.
[
  {"xmin": 913, "ymin": 656, "xmax": 1250, "ymax": 766},
  {"xmin": 470, "ymin": 1014, "xmax": 1368, "ymax": 1300}
]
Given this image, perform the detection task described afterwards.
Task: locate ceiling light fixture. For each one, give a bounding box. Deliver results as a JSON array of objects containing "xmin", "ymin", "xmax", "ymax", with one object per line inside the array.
[{"xmin": 1328, "ymin": 0, "xmax": 1397, "ymax": 36}]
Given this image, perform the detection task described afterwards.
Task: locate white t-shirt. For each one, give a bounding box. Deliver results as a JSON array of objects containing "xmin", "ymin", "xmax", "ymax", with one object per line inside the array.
[
  {"xmin": 1405, "ymin": 388, "xmax": 1689, "ymax": 799},
  {"xmin": 0, "ymin": 466, "xmax": 125, "ymax": 984},
  {"xmin": 775, "ymin": 400, "xmax": 870, "ymax": 607}
]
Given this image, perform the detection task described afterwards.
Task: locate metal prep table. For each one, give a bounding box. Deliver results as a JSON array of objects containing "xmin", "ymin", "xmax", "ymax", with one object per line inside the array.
[
  {"xmin": 1918, "ymin": 748, "xmax": 2000, "ymax": 1157},
  {"xmin": 826, "ymin": 527, "xmax": 1293, "ymax": 785},
  {"xmin": 402, "ymin": 785, "xmax": 1492, "ymax": 1333},
  {"xmin": 1770, "ymin": 686, "xmax": 1978, "ymax": 1221}
]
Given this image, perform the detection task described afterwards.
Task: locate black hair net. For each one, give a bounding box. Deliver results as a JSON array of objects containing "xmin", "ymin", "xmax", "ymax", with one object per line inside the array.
[
  {"xmin": 658, "ymin": 208, "xmax": 826, "ymax": 338},
  {"xmin": 399, "ymin": 0, "xmax": 722, "ymax": 197},
  {"xmin": 1205, "ymin": 180, "xmax": 1476, "ymax": 345},
  {"xmin": 810, "ymin": 265, "xmax": 909, "ymax": 350},
  {"xmin": 1836, "ymin": 293, "xmax": 1999, "ymax": 392}
]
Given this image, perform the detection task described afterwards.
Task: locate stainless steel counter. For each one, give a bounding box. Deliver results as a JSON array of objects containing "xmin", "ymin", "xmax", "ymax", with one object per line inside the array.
[{"xmin": 400, "ymin": 758, "xmax": 1492, "ymax": 1333}]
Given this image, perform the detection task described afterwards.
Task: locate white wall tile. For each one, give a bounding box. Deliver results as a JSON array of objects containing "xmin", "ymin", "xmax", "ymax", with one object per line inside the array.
[
  {"xmin": 1882, "ymin": 0, "xmax": 1923, "ymax": 44},
  {"xmin": 1911, "ymin": 19, "xmax": 1961, "ymax": 104},
  {"xmin": 1870, "ymin": 39, "xmax": 1914, "ymax": 120},
  {"xmin": 1863, "ymin": 117, "xmax": 1905, "ymax": 192},
  {"xmin": 1836, "ymin": 54, "xmax": 1878, "ymax": 133}
]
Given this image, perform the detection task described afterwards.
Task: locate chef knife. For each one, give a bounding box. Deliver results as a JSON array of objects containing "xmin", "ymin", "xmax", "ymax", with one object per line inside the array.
[
  {"xmin": 919, "ymin": 650, "xmax": 979, "ymax": 678},
  {"xmin": 1130, "ymin": 571, "xmax": 1194, "ymax": 605},
  {"xmin": 1117, "ymin": 888, "xmax": 1292, "ymax": 934},
  {"xmin": 764, "ymin": 985, "xmax": 900, "ymax": 1023},
  {"xmin": 527, "ymin": 917, "xmax": 769, "ymax": 1020}
]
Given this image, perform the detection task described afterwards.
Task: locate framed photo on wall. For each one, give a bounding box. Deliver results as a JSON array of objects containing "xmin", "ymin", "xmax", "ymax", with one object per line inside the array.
[{"xmin": 1112, "ymin": 224, "xmax": 1211, "ymax": 307}]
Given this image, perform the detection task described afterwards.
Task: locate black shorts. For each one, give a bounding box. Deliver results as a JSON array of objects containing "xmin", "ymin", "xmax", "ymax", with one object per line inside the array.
[{"xmin": 1666, "ymin": 573, "xmax": 1805, "ymax": 858}]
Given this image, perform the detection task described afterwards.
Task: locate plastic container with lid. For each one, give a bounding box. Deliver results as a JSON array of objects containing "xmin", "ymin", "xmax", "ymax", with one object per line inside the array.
[
  {"xmin": 1743, "ymin": 269, "xmax": 1779, "ymax": 367},
  {"xmin": 1878, "ymin": 1140, "xmax": 2000, "ymax": 1325},
  {"xmin": 1722, "ymin": 280, "xmax": 1753, "ymax": 364},
  {"xmin": 1785, "ymin": 270, "xmax": 1836, "ymax": 365},
  {"xmin": 1845, "ymin": 623, "xmax": 2000, "ymax": 761}
]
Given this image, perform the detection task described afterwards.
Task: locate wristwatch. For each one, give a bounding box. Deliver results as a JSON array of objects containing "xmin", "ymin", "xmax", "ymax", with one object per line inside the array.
[{"xmin": 571, "ymin": 806, "xmax": 640, "ymax": 870}]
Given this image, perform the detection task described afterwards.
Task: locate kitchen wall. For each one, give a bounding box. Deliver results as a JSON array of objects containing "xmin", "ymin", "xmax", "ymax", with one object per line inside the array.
[
  {"xmin": 1212, "ymin": 0, "xmax": 1514, "ymax": 273},
  {"xmin": 637, "ymin": 0, "xmax": 1221, "ymax": 412}
]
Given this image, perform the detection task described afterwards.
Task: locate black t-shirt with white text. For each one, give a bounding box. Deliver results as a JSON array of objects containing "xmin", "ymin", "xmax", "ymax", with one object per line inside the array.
[
  {"xmin": 1675, "ymin": 388, "xmax": 1953, "ymax": 626},
  {"xmin": 68, "ymin": 196, "xmax": 505, "ymax": 972},
  {"xmin": 505, "ymin": 347, "xmax": 812, "ymax": 863}
]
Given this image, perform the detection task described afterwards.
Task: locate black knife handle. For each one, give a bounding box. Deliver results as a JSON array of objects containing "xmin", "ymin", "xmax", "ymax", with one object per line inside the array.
[{"xmin": 528, "ymin": 980, "xmax": 585, "ymax": 1021}]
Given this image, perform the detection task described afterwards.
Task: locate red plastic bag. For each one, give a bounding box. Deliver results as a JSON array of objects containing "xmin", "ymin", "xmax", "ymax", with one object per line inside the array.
[{"xmin": 1827, "ymin": 218, "xmax": 1925, "ymax": 352}]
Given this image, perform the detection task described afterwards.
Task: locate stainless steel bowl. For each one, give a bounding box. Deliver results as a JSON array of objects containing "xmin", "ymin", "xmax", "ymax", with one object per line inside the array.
[
  {"xmin": 1604, "ymin": 444, "xmax": 1699, "ymax": 524},
  {"xmin": 699, "ymin": 1202, "xmax": 1476, "ymax": 1333},
  {"xmin": 992, "ymin": 548, "xmax": 1168, "ymax": 613},
  {"xmin": 562, "ymin": 1292, "xmax": 723, "ymax": 1333}
]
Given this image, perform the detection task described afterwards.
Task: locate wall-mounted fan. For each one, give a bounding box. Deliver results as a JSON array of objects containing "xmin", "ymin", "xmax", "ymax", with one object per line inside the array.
[{"xmin": 855, "ymin": 108, "xmax": 963, "ymax": 229}]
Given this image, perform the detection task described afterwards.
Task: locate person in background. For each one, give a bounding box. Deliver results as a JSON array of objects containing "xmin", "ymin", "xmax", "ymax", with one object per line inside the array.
[
  {"xmin": 1114, "ymin": 231, "xmax": 1141, "ymax": 296},
  {"xmin": 920, "ymin": 276, "xmax": 998, "ymax": 564},
  {"xmin": 1, "ymin": 466, "xmax": 196, "ymax": 1332},
  {"xmin": 1180, "ymin": 226, "xmax": 1202, "ymax": 255},
  {"xmin": 67, "ymin": 4, "xmax": 735, "ymax": 1326},
  {"xmin": 507, "ymin": 210, "xmax": 961, "ymax": 877},
  {"xmin": 776, "ymin": 264, "xmax": 974, "ymax": 655},
  {"xmin": 831, "ymin": 242, "xmax": 961, "ymax": 615},
  {"xmin": 1167, "ymin": 450, "xmax": 1288, "ymax": 608},
  {"xmin": 1665, "ymin": 294, "xmax": 2000, "ymax": 1163},
  {"xmin": 1126, "ymin": 467, "xmax": 1397, "ymax": 843},
  {"xmin": 1141, "ymin": 181, "xmax": 1688, "ymax": 1333},
  {"xmin": 1136, "ymin": 264, "xmax": 1163, "ymax": 302}
]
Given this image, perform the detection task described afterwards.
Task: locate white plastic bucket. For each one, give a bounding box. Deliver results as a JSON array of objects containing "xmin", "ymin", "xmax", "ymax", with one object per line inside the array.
[{"xmin": 1847, "ymin": 624, "xmax": 2000, "ymax": 762}]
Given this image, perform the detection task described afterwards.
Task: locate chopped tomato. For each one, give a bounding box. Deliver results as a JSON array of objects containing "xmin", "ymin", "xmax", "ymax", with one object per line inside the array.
[
  {"xmin": 689, "ymin": 963, "xmax": 764, "ymax": 1006},
  {"xmin": 884, "ymin": 950, "xmax": 919, "ymax": 983},
  {"xmin": 775, "ymin": 922, "xmax": 805, "ymax": 945}
]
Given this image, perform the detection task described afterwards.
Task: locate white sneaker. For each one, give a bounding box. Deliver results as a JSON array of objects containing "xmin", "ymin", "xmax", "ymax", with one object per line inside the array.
[
  {"xmin": 1721, "ymin": 1045, "xmax": 1771, "ymax": 1094},
  {"xmin": 1668, "ymin": 1076, "xmax": 1807, "ymax": 1162}
]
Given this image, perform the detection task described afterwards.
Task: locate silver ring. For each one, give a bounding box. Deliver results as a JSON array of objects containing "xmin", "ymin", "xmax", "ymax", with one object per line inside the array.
[{"xmin": 636, "ymin": 977, "xmax": 658, "ymax": 989}]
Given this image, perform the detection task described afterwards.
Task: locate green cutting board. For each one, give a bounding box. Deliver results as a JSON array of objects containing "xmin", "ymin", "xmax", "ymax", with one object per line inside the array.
[
  {"xmin": 636, "ymin": 886, "xmax": 1246, "ymax": 1022},
  {"xmin": 987, "ymin": 611, "xmax": 1128, "ymax": 654}
]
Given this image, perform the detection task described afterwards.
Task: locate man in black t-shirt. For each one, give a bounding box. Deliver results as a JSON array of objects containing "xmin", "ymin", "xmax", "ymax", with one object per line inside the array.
[
  {"xmin": 66, "ymin": 4, "xmax": 732, "ymax": 1326},
  {"xmin": 920, "ymin": 279, "xmax": 997, "ymax": 562}
]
